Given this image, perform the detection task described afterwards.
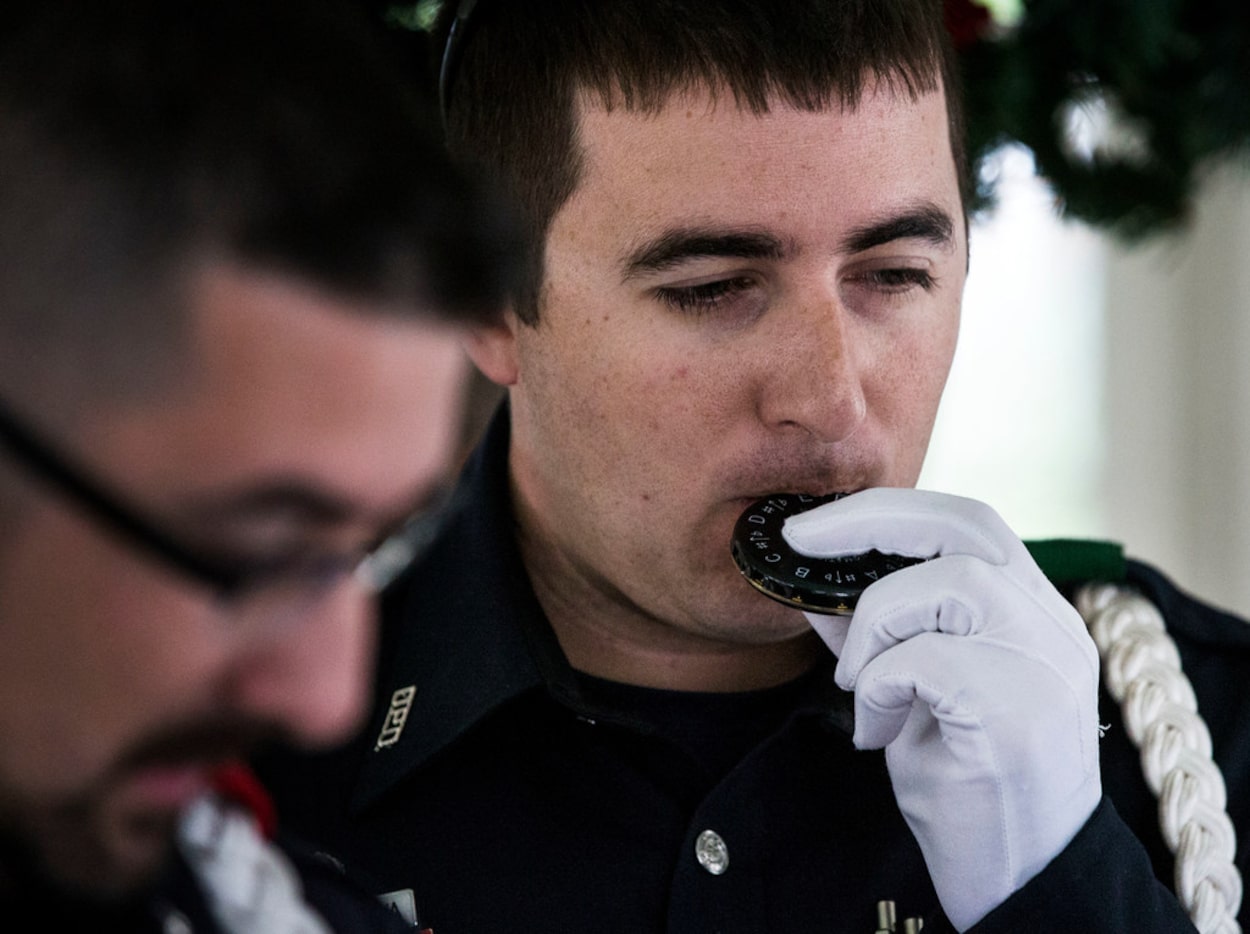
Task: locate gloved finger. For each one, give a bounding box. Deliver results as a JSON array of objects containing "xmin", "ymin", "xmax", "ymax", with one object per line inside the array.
[
  {"xmin": 833, "ymin": 552, "xmax": 1097, "ymax": 690},
  {"xmin": 782, "ymin": 487, "xmax": 1018, "ymax": 565},
  {"xmin": 847, "ymin": 631, "xmax": 964, "ymax": 749},
  {"xmin": 850, "ymin": 631, "xmax": 1095, "ymax": 757},
  {"xmin": 833, "ymin": 555, "xmax": 991, "ymax": 688}
]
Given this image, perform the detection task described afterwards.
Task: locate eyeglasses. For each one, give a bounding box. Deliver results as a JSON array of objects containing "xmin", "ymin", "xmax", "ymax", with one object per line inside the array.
[
  {"xmin": 438, "ymin": 0, "xmax": 481, "ymax": 125},
  {"xmin": 0, "ymin": 397, "xmax": 458, "ymax": 627}
]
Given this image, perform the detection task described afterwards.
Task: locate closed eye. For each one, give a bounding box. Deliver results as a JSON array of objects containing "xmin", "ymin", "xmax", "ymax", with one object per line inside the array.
[
  {"xmin": 654, "ymin": 276, "xmax": 757, "ymax": 315},
  {"xmin": 851, "ymin": 267, "xmax": 936, "ymax": 293}
]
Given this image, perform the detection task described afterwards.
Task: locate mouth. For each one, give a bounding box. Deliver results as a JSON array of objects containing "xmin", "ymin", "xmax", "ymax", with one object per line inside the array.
[{"xmin": 120, "ymin": 762, "xmax": 217, "ymax": 812}]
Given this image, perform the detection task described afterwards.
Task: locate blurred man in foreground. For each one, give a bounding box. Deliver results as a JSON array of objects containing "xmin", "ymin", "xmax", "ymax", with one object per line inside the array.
[{"xmin": 0, "ymin": 0, "xmax": 515, "ymax": 928}]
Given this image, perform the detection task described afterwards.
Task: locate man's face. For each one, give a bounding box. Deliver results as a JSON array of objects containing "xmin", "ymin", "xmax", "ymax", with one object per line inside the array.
[
  {"xmin": 488, "ymin": 81, "xmax": 966, "ymax": 673},
  {"xmin": 0, "ymin": 264, "xmax": 466, "ymax": 896}
]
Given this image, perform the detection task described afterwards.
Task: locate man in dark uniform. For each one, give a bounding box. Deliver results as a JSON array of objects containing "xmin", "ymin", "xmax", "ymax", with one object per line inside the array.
[
  {"xmin": 0, "ymin": 0, "xmax": 516, "ymax": 929},
  {"xmin": 258, "ymin": 1, "xmax": 1249, "ymax": 931}
]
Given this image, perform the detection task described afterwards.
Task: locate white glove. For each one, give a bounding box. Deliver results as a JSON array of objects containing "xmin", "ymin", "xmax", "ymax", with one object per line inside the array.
[{"xmin": 783, "ymin": 488, "xmax": 1102, "ymax": 931}]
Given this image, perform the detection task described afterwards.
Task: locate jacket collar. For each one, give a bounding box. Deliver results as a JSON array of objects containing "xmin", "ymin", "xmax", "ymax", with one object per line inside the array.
[
  {"xmin": 349, "ymin": 402, "xmax": 561, "ymax": 812},
  {"xmin": 348, "ymin": 401, "xmax": 852, "ymax": 812}
]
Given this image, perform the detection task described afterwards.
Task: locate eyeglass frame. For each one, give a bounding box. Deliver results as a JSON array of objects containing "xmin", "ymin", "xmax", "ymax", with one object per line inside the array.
[
  {"xmin": 438, "ymin": 0, "xmax": 482, "ymax": 126},
  {"xmin": 0, "ymin": 396, "xmax": 458, "ymax": 607}
]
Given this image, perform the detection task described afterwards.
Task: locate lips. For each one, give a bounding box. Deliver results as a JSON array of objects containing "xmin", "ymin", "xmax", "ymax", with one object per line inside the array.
[
  {"xmin": 719, "ymin": 443, "xmax": 879, "ymax": 507},
  {"xmin": 122, "ymin": 762, "xmax": 215, "ymax": 811}
]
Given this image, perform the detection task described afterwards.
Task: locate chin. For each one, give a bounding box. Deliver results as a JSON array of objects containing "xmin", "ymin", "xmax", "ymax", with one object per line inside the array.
[
  {"xmin": 740, "ymin": 608, "xmax": 814, "ymax": 644},
  {"xmin": 20, "ymin": 798, "xmax": 182, "ymax": 901},
  {"xmin": 107, "ymin": 809, "xmax": 183, "ymax": 884},
  {"xmin": 697, "ymin": 579, "xmax": 814, "ymax": 644}
]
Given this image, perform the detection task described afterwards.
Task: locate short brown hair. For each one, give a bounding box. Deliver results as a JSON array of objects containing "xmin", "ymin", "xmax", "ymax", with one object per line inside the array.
[{"xmin": 435, "ymin": 0, "xmax": 967, "ymax": 325}]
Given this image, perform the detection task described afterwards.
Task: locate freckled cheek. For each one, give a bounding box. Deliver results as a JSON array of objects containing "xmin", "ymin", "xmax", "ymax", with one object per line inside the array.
[
  {"xmin": 626, "ymin": 361, "xmax": 743, "ymax": 462},
  {"xmin": 864, "ymin": 325, "xmax": 957, "ymax": 454},
  {"xmin": 651, "ymin": 359, "xmax": 720, "ymax": 406}
]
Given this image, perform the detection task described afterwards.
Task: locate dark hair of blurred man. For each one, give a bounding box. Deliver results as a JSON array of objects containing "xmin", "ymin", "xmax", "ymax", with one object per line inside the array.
[{"xmin": 0, "ymin": 0, "xmax": 516, "ymax": 929}]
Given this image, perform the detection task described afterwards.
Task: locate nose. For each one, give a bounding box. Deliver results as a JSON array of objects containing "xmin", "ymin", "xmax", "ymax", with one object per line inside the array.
[
  {"xmin": 757, "ymin": 290, "xmax": 867, "ymax": 444},
  {"xmin": 226, "ymin": 579, "xmax": 376, "ymax": 749}
]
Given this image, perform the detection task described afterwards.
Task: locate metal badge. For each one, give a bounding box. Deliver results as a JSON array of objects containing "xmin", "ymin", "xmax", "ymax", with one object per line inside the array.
[
  {"xmin": 378, "ymin": 889, "xmax": 419, "ymax": 927},
  {"xmin": 730, "ymin": 493, "xmax": 925, "ymax": 616}
]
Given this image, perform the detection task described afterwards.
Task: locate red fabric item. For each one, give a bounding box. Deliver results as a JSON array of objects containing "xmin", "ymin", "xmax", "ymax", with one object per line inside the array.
[
  {"xmin": 944, "ymin": 0, "xmax": 992, "ymax": 50},
  {"xmin": 212, "ymin": 761, "xmax": 279, "ymax": 839}
]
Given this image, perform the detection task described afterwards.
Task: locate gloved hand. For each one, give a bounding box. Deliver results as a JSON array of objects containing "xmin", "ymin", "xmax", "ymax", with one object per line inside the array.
[{"xmin": 783, "ymin": 488, "xmax": 1102, "ymax": 931}]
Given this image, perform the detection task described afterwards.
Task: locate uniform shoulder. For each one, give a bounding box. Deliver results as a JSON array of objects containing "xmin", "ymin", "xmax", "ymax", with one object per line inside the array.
[
  {"xmin": 1025, "ymin": 537, "xmax": 1250, "ymax": 650},
  {"xmin": 1123, "ymin": 557, "xmax": 1250, "ymax": 651}
]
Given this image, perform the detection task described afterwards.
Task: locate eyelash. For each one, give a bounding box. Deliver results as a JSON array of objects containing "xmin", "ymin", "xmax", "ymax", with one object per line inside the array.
[
  {"xmin": 851, "ymin": 267, "xmax": 937, "ymax": 293},
  {"xmin": 654, "ymin": 267, "xmax": 936, "ymax": 316},
  {"xmin": 654, "ymin": 277, "xmax": 756, "ymax": 315}
]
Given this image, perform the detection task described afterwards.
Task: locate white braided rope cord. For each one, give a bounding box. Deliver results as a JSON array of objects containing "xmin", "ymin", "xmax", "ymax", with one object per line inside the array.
[{"xmin": 1074, "ymin": 582, "xmax": 1243, "ymax": 934}]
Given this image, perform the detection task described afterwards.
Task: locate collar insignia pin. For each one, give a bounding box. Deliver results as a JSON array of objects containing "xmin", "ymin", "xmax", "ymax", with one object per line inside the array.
[{"xmin": 374, "ymin": 685, "xmax": 416, "ymax": 751}]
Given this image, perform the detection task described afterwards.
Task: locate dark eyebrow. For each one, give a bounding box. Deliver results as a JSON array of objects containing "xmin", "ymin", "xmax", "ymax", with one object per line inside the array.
[
  {"xmin": 621, "ymin": 206, "xmax": 954, "ymax": 281},
  {"xmin": 840, "ymin": 204, "xmax": 956, "ymax": 254},
  {"xmin": 622, "ymin": 228, "xmax": 790, "ymax": 280}
]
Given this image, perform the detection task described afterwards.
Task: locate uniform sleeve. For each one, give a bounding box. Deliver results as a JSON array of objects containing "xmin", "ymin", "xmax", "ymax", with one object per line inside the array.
[{"xmin": 960, "ymin": 797, "xmax": 1197, "ymax": 933}]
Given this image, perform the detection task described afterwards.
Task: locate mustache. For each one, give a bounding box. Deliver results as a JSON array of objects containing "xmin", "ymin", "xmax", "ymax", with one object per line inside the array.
[
  {"xmin": 719, "ymin": 447, "xmax": 879, "ymax": 500},
  {"xmin": 113, "ymin": 715, "xmax": 286, "ymax": 775}
]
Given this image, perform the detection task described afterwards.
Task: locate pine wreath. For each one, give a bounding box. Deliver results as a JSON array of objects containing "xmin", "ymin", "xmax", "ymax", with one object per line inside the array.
[{"xmin": 952, "ymin": 0, "xmax": 1250, "ymax": 239}]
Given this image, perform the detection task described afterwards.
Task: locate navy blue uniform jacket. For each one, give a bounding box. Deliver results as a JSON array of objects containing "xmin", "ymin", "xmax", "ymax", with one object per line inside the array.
[{"xmin": 258, "ymin": 407, "xmax": 1250, "ymax": 933}]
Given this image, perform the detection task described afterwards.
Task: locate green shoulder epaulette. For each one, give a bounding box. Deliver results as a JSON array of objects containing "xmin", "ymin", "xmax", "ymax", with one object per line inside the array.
[{"xmin": 1024, "ymin": 538, "xmax": 1127, "ymax": 588}]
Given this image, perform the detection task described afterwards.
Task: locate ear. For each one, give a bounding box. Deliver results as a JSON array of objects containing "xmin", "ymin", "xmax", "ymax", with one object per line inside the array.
[{"xmin": 462, "ymin": 308, "xmax": 521, "ymax": 386}]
